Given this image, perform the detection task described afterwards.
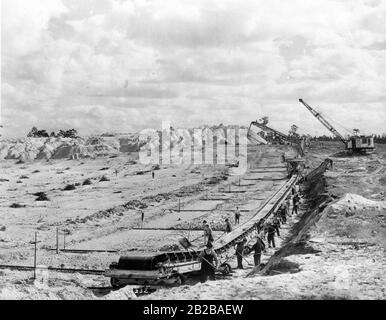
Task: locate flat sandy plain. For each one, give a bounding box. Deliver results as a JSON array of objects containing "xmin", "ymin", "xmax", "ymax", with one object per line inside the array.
[{"xmin": 0, "ymin": 142, "xmax": 385, "ymax": 299}]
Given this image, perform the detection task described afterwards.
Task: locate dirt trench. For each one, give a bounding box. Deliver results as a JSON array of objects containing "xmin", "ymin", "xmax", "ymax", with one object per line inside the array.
[{"xmin": 249, "ymin": 159, "xmax": 335, "ymax": 276}]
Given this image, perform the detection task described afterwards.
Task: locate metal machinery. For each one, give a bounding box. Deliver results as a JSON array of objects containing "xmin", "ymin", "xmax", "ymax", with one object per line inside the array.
[
  {"xmin": 299, "ymin": 99, "xmax": 375, "ymax": 154},
  {"xmin": 247, "ymin": 118, "xmax": 305, "ymax": 156},
  {"xmin": 105, "ymin": 175, "xmax": 299, "ymax": 288}
]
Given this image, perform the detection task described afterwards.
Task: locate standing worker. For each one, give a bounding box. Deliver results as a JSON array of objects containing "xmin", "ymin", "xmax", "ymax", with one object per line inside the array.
[
  {"xmin": 279, "ymin": 203, "xmax": 287, "ymax": 224},
  {"xmin": 199, "ymin": 243, "xmax": 218, "ymax": 283},
  {"xmin": 235, "ymin": 238, "xmax": 247, "ymax": 269},
  {"xmin": 266, "ymin": 223, "xmax": 278, "ymax": 248},
  {"xmin": 286, "ymin": 197, "xmax": 292, "ymax": 216},
  {"xmin": 225, "ymin": 218, "xmax": 232, "ymax": 233},
  {"xmin": 251, "ymin": 236, "xmax": 266, "ymax": 267},
  {"xmin": 152, "ymin": 171, "xmax": 155, "ymax": 179},
  {"xmin": 202, "ymin": 220, "xmax": 214, "ymax": 246},
  {"xmin": 272, "ymin": 216, "xmax": 281, "ymax": 236},
  {"xmin": 140, "ymin": 210, "xmax": 145, "ymax": 228},
  {"xmin": 292, "ymin": 193, "xmax": 300, "ymax": 215},
  {"xmin": 235, "ymin": 207, "xmax": 241, "ymax": 225}
]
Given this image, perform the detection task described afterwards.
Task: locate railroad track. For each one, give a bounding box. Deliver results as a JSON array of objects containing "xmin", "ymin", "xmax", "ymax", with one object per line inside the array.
[{"xmin": 0, "ymin": 264, "xmax": 105, "ymax": 275}]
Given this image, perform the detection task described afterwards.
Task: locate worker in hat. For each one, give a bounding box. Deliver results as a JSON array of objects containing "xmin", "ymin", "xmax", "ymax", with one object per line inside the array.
[
  {"xmin": 235, "ymin": 238, "xmax": 247, "ymax": 269},
  {"xmin": 234, "ymin": 207, "xmax": 241, "ymax": 225},
  {"xmin": 199, "ymin": 242, "xmax": 218, "ymax": 283},
  {"xmin": 266, "ymin": 223, "xmax": 278, "ymax": 248},
  {"xmin": 225, "ymin": 218, "xmax": 232, "ymax": 233},
  {"xmin": 278, "ymin": 203, "xmax": 287, "ymax": 224},
  {"xmin": 202, "ymin": 220, "xmax": 214, "ymax": 246},
  {"xmin": 292, "ymin": 193, "xmax": 300, "ymax": 215},
  {"xmin": 251, "ymin": 236, "xmax": 266, "ymax": 267}
]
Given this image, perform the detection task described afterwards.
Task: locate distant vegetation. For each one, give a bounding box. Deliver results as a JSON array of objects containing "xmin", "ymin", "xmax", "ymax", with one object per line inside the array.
[
  {"xmin": 373, "ymin": 135, "xmax": 386, "ymax": 144},
  {"xmin": 27, "ymin": 127, "xmax": 79, "ymax": 138},
  {"xmin": 63, "ymin": 184, "xmax": 76, "ymax": 191},
  {"xmin": 34, "ymin": 192, "xmax": 50, "ymax": 201},
  {"xmin": 10, "ymin": 203, "xmax": 26, "ymax": 208},
  {"xmin": 100, "ymin": 176, "xmax": 110, "ymax": 182},
  {"xmin": 312, "ymin": 134, "xmax": 386, "ymax": 144},
  {"xmin": 82, "ymin": 178, "xmax": 92, "ymax": 186}
]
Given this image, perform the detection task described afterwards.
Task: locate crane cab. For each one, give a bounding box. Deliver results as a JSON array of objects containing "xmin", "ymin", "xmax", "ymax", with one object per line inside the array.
[{"xmin": 346, "ymin": 136, "xmax": 374, "ymax": 154}]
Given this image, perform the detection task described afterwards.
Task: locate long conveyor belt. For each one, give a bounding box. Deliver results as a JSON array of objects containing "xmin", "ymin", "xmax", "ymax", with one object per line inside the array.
[{"xmin": 105, "ymin": 173, "xmax": 299, "ymax": 287}]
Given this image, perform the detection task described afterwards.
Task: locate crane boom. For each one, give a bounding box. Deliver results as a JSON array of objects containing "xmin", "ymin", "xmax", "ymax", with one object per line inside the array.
[
  {"xmin": 299, "ymin": 99, "xmax": 347, "ymax": 145},
  {"xmin": 249, "ymin": 121, "xmax": 289, "ymax": 142}
]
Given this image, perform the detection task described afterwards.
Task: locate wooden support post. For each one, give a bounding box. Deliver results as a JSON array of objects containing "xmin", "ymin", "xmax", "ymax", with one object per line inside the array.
[
  {"xmin": 178, "ymin": 199, "xmax": 181, "ymax": 212},
  {"xmin": 63, "ymin": 233, "xmax": 66, "ymax": 250},
  {"xmin": 56, "ymin": 228, "xmax": 59, "ymax": 254},
  {"xmin": 33, "ymin": 232, "xmax": 37, "ymax": 280}
]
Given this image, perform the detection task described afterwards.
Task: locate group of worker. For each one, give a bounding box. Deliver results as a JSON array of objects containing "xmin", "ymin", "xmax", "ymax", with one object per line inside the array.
[
  {"xmin": 203, "ymin": 207, "xmax": 242, "ymax": 247},
  {"xmin": 198, "ymin": 184, "xmax": 302, "ymax": 283},
  {"xmin": 199, "ymin": 234, "xmax": 267, "ymax": 282}
]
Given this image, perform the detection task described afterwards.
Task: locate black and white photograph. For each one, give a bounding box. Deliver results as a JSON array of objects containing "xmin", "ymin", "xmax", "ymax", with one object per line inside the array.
[{"xmin": 0, "ymin": 0, "xmax": 385, "ymax": 305}]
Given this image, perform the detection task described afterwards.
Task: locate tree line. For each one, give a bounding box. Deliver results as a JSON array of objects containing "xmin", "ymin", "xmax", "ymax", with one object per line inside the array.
[
  {"xmin": 311, "ymin": 134, "xmax": 386, "ymax": 144},
  {"xmin": 27, "ymin": 127, "xmax": 79, "ymax": 139}
]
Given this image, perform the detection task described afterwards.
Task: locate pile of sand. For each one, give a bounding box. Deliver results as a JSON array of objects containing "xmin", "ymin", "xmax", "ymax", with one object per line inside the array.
[
  {"xmin": 331, "ymin": 193, "xmax": 386, "ymax": 215},
  {"xmin": 0, "ymin": 125, "xmax": 252, "ymax": 162},
  {"xmin": 0, "ymin": 137, "xmax": 122, "ymax": 161},
  {"xmin": 101, "ymin": 286, "xmax": 137, "ymax": 300}
]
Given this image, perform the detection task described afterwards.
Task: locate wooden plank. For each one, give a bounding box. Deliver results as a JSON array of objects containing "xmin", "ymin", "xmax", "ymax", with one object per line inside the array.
[
  {"xmin": 44, "ymin": 248, "xmax": 118, "ymax": 254},
  {"xmin": 0, "ymin": 264, "xmax": 105, "ymax": 275}
]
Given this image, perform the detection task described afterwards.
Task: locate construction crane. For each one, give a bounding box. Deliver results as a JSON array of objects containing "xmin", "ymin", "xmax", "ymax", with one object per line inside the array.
[{"xmin": 299, "ymin": 99, "xmax": 375, "ymax": 154}]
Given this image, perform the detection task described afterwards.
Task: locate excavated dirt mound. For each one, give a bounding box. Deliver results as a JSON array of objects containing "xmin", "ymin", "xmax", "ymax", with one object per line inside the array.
[{"xmin": 0, "ymin": 125, "xmax": 250, "ymax": 162}]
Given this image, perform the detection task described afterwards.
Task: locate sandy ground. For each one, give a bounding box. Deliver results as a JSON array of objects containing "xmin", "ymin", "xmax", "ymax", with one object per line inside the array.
[
  {"xmin": 142, "ymin": 142, "xmax": 386, "ymax": 300},
  {"xmin": 1, "ymin": 142, "xmax": 385, "ymax": 299},
  {"xmin": 0, "ymin": 144, "xmax": 299, "ymax": 299}
]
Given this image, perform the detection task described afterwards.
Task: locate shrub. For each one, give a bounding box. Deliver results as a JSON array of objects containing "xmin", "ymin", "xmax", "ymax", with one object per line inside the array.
[
  {"xmin": 33, "ymin": 192, "xmax": 46, "ymax": 197},
  {"xmin": 10, "ymin": 203, "xmax": 26, "ymax": 208},
  {"xmin": 63, "ymin": 184, "xmax": 76, "ymax": 191},
  {"xmin": 35, "ymin": 192, "xmax": 50, "ymax": 201},
  {"xmin": 57, "ymin": 129, "xmax": 78, "ymax": 139},
  {"xmin": 100, "ymin": 175, "xmax": 110, "ymax": 182},
  {"xmin": 82, "ymin": 179, "xmax": 92, "ymax": 186}
]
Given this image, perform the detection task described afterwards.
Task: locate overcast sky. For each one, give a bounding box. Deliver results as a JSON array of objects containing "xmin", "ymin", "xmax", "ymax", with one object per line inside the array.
[{"xmin": 1, "ymin": 0, "xmax": 385, "ymax": 138}]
